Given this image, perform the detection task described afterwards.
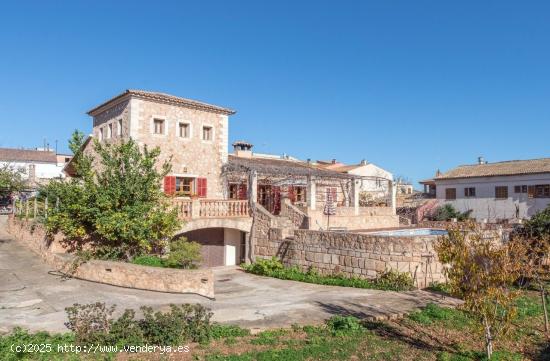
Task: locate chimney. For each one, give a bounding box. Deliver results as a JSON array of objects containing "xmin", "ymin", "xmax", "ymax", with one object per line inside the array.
[
  {"xmin": 360, "ymin": 159, "xmax": 367, "ymax": 166},
  {"xmin": 232, "ymin": 141, "xmax": 253, "ymax": 158},
  {"xmin": 478, "ymin": 156, "xmax": 486, "ymax": 165},
  {"xmin": 332, "ymin": 158, "xmax": 337, "ymax": 164}
]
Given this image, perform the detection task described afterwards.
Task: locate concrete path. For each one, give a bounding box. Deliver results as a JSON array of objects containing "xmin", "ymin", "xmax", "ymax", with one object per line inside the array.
[{"xmin": 0, "ymin": 216, "xmax": 459, "ymax": 334}]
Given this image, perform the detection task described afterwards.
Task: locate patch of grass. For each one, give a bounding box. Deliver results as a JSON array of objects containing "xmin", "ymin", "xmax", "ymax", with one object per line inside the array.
[
  {"xmin": 0, "ymin": 327, "xmax": 80, "ymax": 361},
  {"xmin": 408, "ymin": 303, "xmax": 473, "ymax": 330},
  {"xmin": 515, "ymin": 295, "xmax": 545, "ymax": 320},
  {"xmin": 210, "ymin": 324, "xmax": 250, "ymax": 339},
  {"xmin": 427, "ymin": 281, "xmax": 453, "ymax": 295},
  {"xmin": 250, "ymin": 329, "xmax": 289, "ymax": 345},
  {"xmin": 242, "ymin": 257, "xmax": 414, "ymax": 291}
]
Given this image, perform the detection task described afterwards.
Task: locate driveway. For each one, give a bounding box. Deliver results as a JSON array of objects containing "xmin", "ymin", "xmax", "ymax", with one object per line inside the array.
[{"xmin": 0, "ymin": 216, "xmax": 458, "ymax": 333}]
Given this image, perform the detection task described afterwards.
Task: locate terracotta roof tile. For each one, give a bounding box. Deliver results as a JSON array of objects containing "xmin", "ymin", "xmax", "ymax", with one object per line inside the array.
[
  {"xmin": 87, "ymin": 89, "xmax": 236, "ymax": 116},
  {"xmin": 437, "ymin": 158, "xmax": 550, "ymax": 180},
  {"xmin": 0, "ymin": 148, "xmax": 57, "ymax": 163}
]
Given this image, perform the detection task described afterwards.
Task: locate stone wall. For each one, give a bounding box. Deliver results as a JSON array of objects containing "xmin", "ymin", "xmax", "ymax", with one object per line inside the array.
[
  {"xmin": 306, "ymin": 207, "xmax": 399, "ymax": 230},
  {"xmin": 254, "ymin": 226, "xmax": 445, "ymax": 288},
  {"xmin": 7, "ymin": 217, "xmax": 215, "ymax": 298}
]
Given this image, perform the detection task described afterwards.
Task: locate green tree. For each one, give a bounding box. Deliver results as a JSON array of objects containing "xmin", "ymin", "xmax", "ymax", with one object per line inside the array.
[
  {"xmin": 165, "ymin": 238, "xmax": 202, "ymax": 269},
  {"xmin": 42, "ymin": 136, "xmax": 180, "ymax": 259},
  {"xmin": 431, "ymin": 204, "xmax": 472, "ymax": 221},
  {"xmin": 435, "ymin": 223, "xmax": 524, "ymax": 359},
  {"xmin": 0, "ymin": 164, "xmax": 26, "ymax": 195}
]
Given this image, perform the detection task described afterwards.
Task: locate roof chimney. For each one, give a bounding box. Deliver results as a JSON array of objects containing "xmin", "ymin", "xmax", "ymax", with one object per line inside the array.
[
  {"xmin": 478, "ymin": 156, "xmax": 486, "ymax": 165},
  {"xmin": 232, "ymin": 141, "xmax": 253, "ymax": 158},
  {"xmin": 332, "ymin": 158, "xmax": 337, "ymax": 164},
  {"xmin": 360, "ymin": 159, "xmax": 367, "ymax": 166}
]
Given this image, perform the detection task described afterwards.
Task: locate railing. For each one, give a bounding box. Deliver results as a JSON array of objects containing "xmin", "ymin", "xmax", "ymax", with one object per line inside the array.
[
  {"xmin": 173, "ymin": 199, "xmax": 193, "ymax": 219},
  {"xmin": 199, "ymin": 199, "xmax": 249, "ymax": 218},
  {"xmin": 173, "ymin": 199, "xmax": 250, "ymax": 219},
  {"xmin": 280, "ymin": 199, "xmax": 309, "ymax": 229}
]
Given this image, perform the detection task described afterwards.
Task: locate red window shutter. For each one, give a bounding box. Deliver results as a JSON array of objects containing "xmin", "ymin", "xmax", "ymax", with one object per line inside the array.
[
  {"xmin": 197, "ymin": 178, "xmax": 207, "ymax": 198},
  {"xmin": 164, "ymin": 176, "xmax": 176, "ymax": 196},
  {"xmin": 238, "ymin": 184, "xmax": 248, "ymax": 200},
  {"xmin": 288, "ymin": 186, "xmax": 296, "ymax": 203}
]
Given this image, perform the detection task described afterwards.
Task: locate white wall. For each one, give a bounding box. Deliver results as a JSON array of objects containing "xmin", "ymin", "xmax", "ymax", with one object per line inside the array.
[
  {"xmin": 349, "ymin": 163, "xmax": 393, "ymax": 195},
  {"xmin": 436, "ymin": 173, "xmax": 550, "ymax": 221},
  {"xmin": 0, "ymin": 161, "xmax": 65, "ymax": 180},
  {"xmin": 223, "ymin": 228, "xmax": 242, "ymax": 266}
]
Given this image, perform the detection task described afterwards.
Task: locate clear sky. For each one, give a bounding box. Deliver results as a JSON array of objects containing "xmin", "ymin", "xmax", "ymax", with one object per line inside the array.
[{"xmin": 1, "ymin": 1, "xmax": 549, "ymax": 186}]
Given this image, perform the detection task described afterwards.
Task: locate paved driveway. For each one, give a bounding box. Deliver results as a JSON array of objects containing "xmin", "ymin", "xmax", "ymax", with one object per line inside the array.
[{"xmin": 0, "ymin": 216, "xmax": 458, "ymax": 333}]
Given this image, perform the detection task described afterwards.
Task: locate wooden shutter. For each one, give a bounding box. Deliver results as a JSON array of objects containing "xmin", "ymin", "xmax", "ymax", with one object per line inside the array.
[
  {"xmin": 163, "ymin": 176, "xmax": 176, "ymax": 196},
  {"xmin": 197, "ymin": 178, "xmax": 208, "ymax": 198},
  {"xmin": 238, "ymin": 184, "xmax": 248, "ymax": 200},
  {"xmin": 287, "ymin": 186, "xmax": 295, "ymax": 203}
]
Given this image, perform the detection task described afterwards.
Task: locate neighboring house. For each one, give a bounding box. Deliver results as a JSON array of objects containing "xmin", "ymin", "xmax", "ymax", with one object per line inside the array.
[
  {"xmin": 68, "ymin": 89, "xmax": 399, "ymax": 267},
  {"xmin": 0, "ymin": 147, "xmax": 71, "ymax": 188},
  {"xmin": 429, "ymin": 157, "xmax": 550, "ymax": 222},
  {"xmin": 315, "ymin": 159, "xmax": 393, "ymax": 201}
]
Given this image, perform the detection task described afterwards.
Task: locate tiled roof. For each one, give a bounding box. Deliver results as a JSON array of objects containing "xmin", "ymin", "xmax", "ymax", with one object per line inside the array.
[
  {"xmin": 437, "ymin": 158, "xmax": 550, "ymax": 180},
  {"xmin": 226, "ymin": 155, "xmax": 356, "ymax": 179},
  {"xmin": 87, "ymin": 89, "xmax": 236, "ymax": 116},
  {"xmin": 0, "ymin": 148, "xmax": 57, "ymax": 163}
]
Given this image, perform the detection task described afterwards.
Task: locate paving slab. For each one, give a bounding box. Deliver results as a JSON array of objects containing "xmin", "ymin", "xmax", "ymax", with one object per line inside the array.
[{"xmin": 0, "ymin": 216, "xmax": 460, "ymax": 334}]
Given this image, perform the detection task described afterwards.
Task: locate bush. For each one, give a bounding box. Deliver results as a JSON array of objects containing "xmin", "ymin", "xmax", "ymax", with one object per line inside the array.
[
  {"xmin": 131, "ymin": 254, "xmax": 164, "ymax": 267},
  {"xmin": 64, "ymin": 302, "xmax": 114, "ymax": 344},
  {"xmin": 242, "ymin": 257, "xmax": 284, "ymax": 275},
  {"xmin": 242, "ymin": 258, "xmax": 414, "ymax": 291},
  {"xmin": 139, "ymin": 304, "xmax": 213, "ymax": 345},
  {"xmin": 0, "ymin": 327, "xmax": 75, "ymax": 361},
  {"xmin": 373, "ymin": 270, "xmax": 415, "ymax": 291},
  {"xmin": 430, "ymin": 204, "xmax": 472, "ymax": 222},
  {"xmin": 164, "ymin": 238, "xmax": 202, "ymax": 269},
  {"xmin": 326, "ymin": 316, "xmax": 363, "ymax": 336}
]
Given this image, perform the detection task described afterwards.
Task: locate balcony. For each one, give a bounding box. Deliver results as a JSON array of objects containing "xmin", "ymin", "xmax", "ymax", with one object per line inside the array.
[{"xmin": 173, "ymin": 199, "xmax": 250, "ymax": 220}]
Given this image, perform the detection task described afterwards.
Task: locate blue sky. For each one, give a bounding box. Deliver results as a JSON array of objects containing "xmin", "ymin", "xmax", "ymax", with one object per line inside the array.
[{"xmin": 0, "ymin": 1, "xmax": 549, "ymax": 186}]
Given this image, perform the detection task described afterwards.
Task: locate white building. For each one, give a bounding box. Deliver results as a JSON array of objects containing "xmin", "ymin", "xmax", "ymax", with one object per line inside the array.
[
  {"xmin": 0, "ymin": 148, "xmax": 71, "ymax": 187},
  {"xmin": 430, "ymin": 157, "xmax": 550, "ymax": 222}
]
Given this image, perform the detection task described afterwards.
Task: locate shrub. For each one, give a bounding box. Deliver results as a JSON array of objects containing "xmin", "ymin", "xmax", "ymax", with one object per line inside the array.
[
  {"xmin": 64, "ymin": 302, "xmax": 114, "ymax": 344},
  {"xmin": 139, "ymin": 303, "xmax": 213, "ymax": 345},
  {"xmin": 326, "ymin": 316, "xmax": 363, "ymax": 335},
  {"xmin": 373, "ymin": 270, "xmax": 415, "ymax": 291},
  {"xmin": 132, "ymin": 254, "xmax": 164, "ymax": 267},
  {"xmin": 164, "ymin": 238, "xmax": 202, "ymax": 269},
  {"xmin": 242, "ymin": 257, "xmax": 284, "ymax": 275},
  {"xmin": 430, "ymin": 204, "xmax": 472, "ymax": 222},
  {"xmin": 107, "ymin": 309, "xmax": 145, "ymax": 346}
]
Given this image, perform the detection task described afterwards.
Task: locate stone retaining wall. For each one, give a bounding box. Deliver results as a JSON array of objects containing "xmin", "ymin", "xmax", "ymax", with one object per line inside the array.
[
  {"xmin": 6, "ymin": 217, "xmax": 215, "ymax": 298},
  {"xmin": 255, "ymin": 227, "xmax": 446, "ymax": 288}
]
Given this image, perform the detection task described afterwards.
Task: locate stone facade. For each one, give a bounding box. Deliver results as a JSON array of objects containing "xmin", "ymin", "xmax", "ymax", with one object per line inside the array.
[
  {"xmin": 252, "ymin": 209, "xmax": 445, "ymax": 288},
  {"xmin": 7, "ymin": 217, "xmax": 215, "ymax": 298},
  {"xmin": 89, "ymin": 93, "xmax": 231, "ymax": 198}
]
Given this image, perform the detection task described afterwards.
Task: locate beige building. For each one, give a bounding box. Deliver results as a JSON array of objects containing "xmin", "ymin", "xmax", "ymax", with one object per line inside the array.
[{"xmin": 69, "ymin": 90, "xmax": 399, "ymax": 267}]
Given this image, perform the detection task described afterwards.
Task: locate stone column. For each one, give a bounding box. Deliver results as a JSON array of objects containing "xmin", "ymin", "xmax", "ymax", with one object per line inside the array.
[
  {"xmin": 307, "ymin": 176, "xmax": 316, "ymax": 211},
  {"xmin": 352, "ymin": 179, "xmax": 360, "ymax": 215},
  {"xmin": 248, "ymin": 170, "xmax": 258, "ymax": 204},
  {"xmin": 389, "ymin": 181, "xmax": 397, "ymax": 215}
]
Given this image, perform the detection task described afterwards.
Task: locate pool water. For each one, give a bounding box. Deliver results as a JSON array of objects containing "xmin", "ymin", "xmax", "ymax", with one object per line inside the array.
[{"xmin": 366, "ymin": 228, "xmax": 448, "ymax": 237}]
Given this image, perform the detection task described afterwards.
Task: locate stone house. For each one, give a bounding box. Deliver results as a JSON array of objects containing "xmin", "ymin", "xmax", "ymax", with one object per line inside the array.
[
  {"xmin": 424, "ymin": 157, "xmax": 550, "ymax": 222},
  {"xmin": 67, "ymin": 89, "xmax": 399, "ymax": 267}
]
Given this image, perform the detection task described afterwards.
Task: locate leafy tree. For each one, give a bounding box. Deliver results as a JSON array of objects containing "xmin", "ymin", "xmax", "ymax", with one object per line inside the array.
[
  {"xmin": 0, "ymin": 163, "xmax": 26, "ymax": 195},
  {"xmin": 165, "ymin": 238, "xmax": 202, "ymax": 269},
  {"xmin": 42, "ymin": 136, "xmax": 180, "ymax": 259},
  {"xmin": 435, "ymin": 223, "xmax": 524, "ymax": 359},
  {"xmin": 512, "ymin": 205, "xmax": 550, "ymax": 332}
]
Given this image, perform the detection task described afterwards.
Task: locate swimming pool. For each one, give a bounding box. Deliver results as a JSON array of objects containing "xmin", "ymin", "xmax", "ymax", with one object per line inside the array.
[{"xmin": 366, "ymin": 228, "xmax": 448, "ymax": 237}]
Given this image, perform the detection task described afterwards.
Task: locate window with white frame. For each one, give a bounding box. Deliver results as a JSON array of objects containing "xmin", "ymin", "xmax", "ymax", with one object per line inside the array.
[
  {"xmin": 153, "ymin": 118, "xmax": 165, "ymax": 134},
  {"xmin": 179, "ymin": 122, "xmax": 190, "ymax": 138},
  {"xmin": 117, "ymin": 119, "xmax": 122, "ymax": 136},
  {"xmin": 202, "ymin": 126, "xmax": 213, "ymax": 141}
]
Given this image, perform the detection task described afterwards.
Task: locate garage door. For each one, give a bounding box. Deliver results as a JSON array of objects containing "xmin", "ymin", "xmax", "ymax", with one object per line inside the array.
[{"xmin": 183, "ymin": 228, "xmax": 224, "ymax": 267}]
